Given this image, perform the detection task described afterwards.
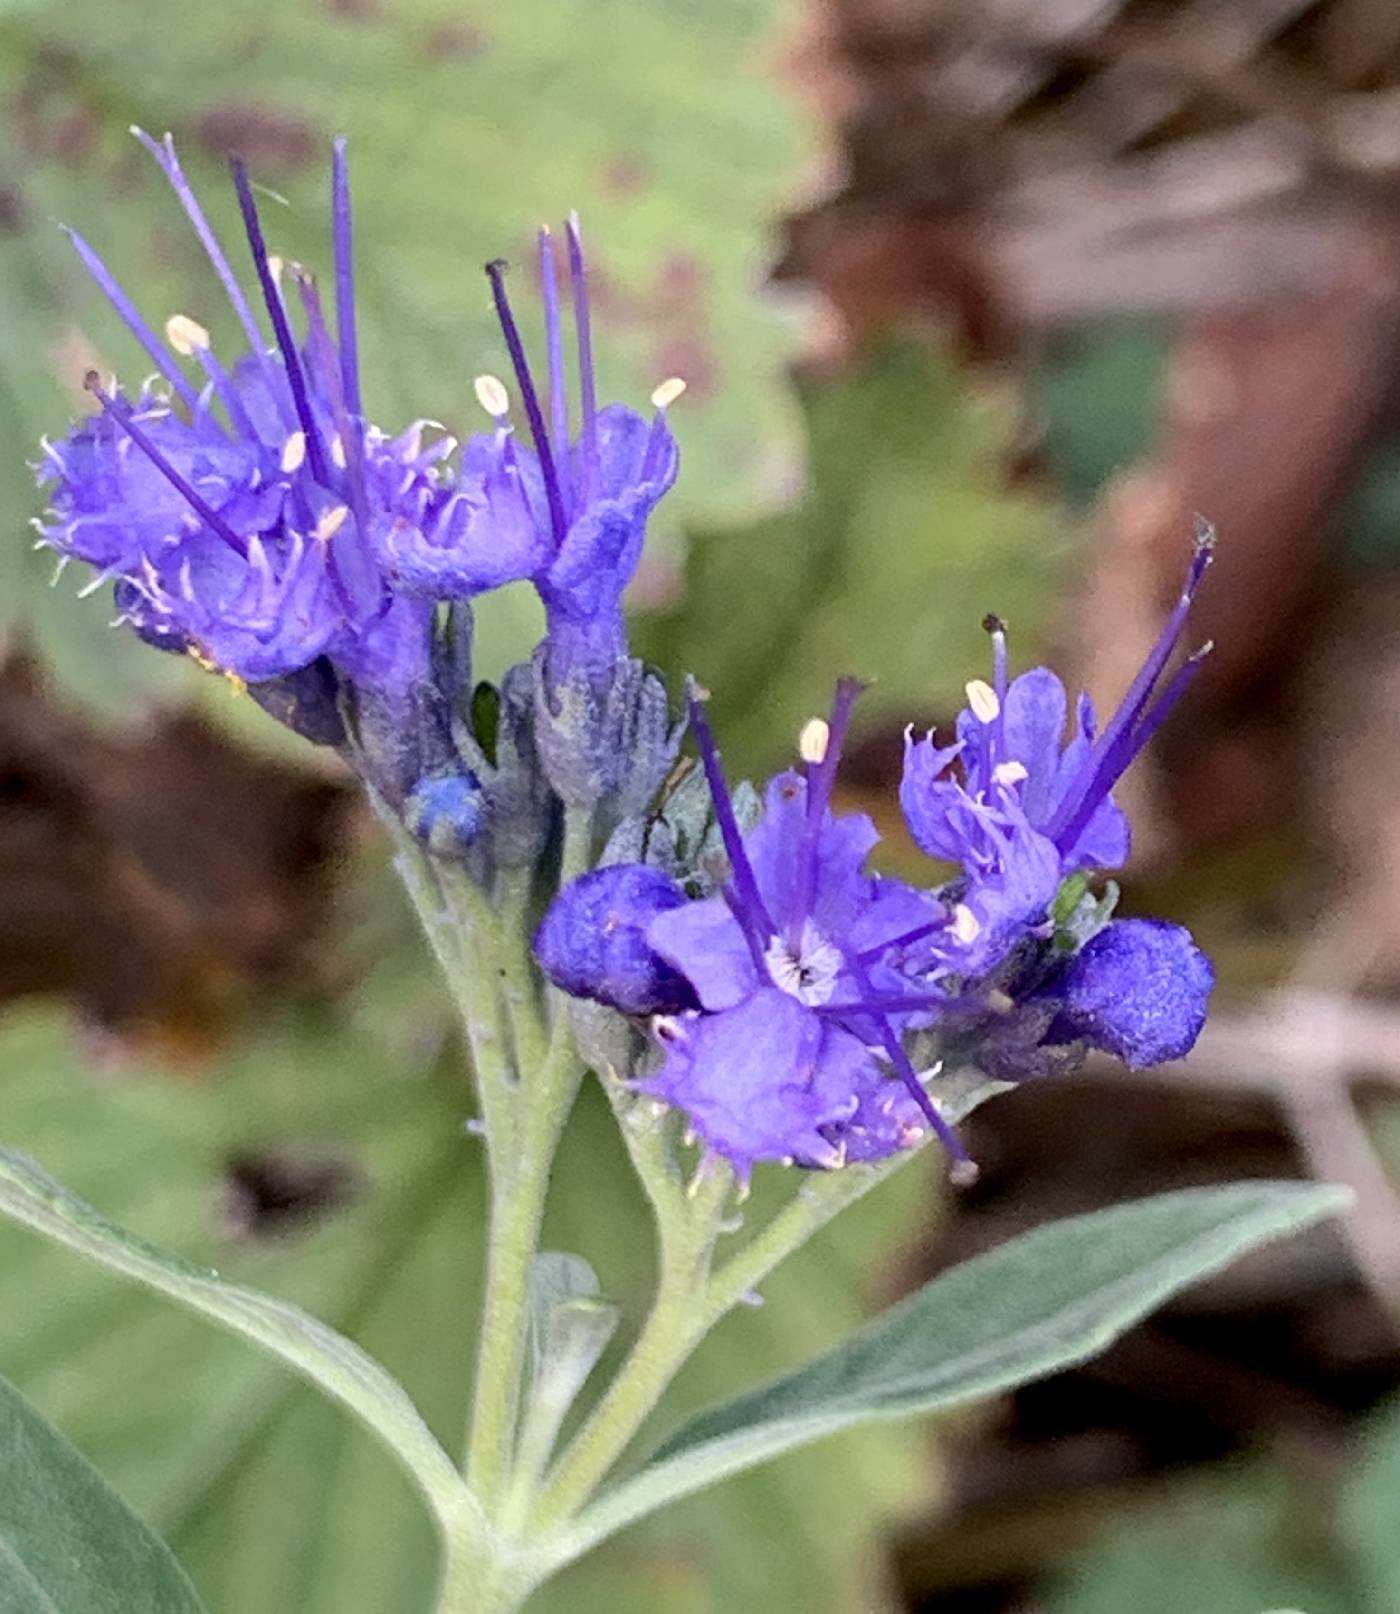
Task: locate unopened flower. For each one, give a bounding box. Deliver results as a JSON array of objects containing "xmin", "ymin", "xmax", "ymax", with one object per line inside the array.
[
  {"xmin": 1048, "ymin": 917, "xmax": 1214, "ymax": 1067},
  {"xmin": 535, "ymin": 864, "xmax": 697, "ymax": 1016}
]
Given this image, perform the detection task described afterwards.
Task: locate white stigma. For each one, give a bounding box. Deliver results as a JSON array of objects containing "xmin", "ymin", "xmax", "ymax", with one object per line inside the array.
[
  {"xmin": 992, "ymin": 759, "xmax": 1028, "ymax": 787},
  {"xmin": 165, "ymin": 314, "xmax": 210, "ymax": 356},
  {"xmin": 798, "ymin": 717, "xmax": 830, "ymax": 764},
  {"xmin": 651, "ymin": 376, "xmax": 686, "ymax": 410},
  {"xmin": 313, "ymin": 505, "xmax": 349, "ymax": 543},
  {"xmin": 951, "ymin": 904, "xmax": 981, "ymax": 945},
  {"xmin": 474, "ymin": 374, "xmax": 510, "ymax": 419},
  {"xmin": 965, "ymin": 679, "xmax": 1000, "ymax": 724},
  {"xmin": 764, "ymin": 922, "xmax": 844, "ymax": 1006},
  {"xmin": 280, "ymin": 432, "xmax": 307, "ymax": 474}
]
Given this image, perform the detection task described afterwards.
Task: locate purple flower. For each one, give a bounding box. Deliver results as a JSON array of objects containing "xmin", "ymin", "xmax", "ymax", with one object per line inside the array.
[
  {"xmin": 33, "ymin": 133, "xmax": 462, "ymax": 694},
  {"xmin": 899, "ymin": 530, "xmax": 1216, "ymax": 974},
  {"xmin": 477, "ymin": 228, "xmax": 680, "ymax": 695},
  {"xmin": 535, "ymin": 864, "xmax": 698, "ymax": 1016},
  {"xmin": 640, "ymin": 991, "xmax": 888, "ymax": 1171},
  {"xmin": 1049, "ymin": 917, "xmax": 1214, "ymax": 1067},
  {"xmin": 632, "ymin": 683, "xmax": 973, "ymax": 1178}
]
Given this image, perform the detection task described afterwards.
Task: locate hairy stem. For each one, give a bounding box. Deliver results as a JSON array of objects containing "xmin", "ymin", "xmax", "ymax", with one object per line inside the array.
[
  {"xmin": 465, "ymin": 808, "xmax": 595, "ymax": 1506},
  {"xmin": 531, "ymin": 1165, "xmax": 731, "ymax": 1527},
  {"xmin": 530, "ymin": 1149, "xmax": 916, "ymax": 1529}
]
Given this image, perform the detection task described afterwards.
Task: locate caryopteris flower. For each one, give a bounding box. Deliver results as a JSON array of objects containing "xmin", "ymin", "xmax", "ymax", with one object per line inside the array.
[
  {"xmin": 535, "ymin": 864, "xmax": 698, "ymax": 1017},
  {"xmin": 474, "ymin": 228, "xmax": 681, "ymax": 697},
  {"xmin": 36, "ymin": 133, "xmax": 459, "ymax": 696},
  {"xmin": 569, "ymin": 683, "xmax": 977, "ymax": 1178}
]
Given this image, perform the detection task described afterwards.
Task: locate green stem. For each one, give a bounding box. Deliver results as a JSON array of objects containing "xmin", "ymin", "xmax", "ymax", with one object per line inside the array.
[
  {"xmin": 436, "ymin": 1534, "xmax": 529, "ymax": 1614},
  {"xmin": 464, "ymin": 808, "xmax": 595, "ymax": 1507},
  {"xmin": 530, "ymin": 1151, "xmax": 917, "ymax": 1530},
  {"xmin": 532, "ymin": 1166, "xmax": 730, "ymax": 1527}
]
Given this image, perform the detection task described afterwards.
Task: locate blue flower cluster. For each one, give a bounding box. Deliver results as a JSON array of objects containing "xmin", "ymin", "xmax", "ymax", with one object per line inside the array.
[
  {"xmin": 35, "ymin": 135, "xmax": 1216, "ymax": 1183},
  {"xmin": 35, "ymin": 134, "xmax": 678, "ymax": 813},
  {"xmin": 536, "ymin": 543, "xmax": 1217, "ymax": 1180}
]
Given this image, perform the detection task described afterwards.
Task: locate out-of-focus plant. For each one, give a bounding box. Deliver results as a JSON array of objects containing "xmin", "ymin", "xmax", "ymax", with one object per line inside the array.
[{"xmin": 0, "ymin": 138, "xmax": 1350, "ymax": 1612}]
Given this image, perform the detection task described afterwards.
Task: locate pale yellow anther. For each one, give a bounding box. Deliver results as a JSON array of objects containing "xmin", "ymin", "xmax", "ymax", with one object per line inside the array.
[
  {"xmin": 951, "ymin": 903, "xmax": 981, "ymax": 944},
  {"xmin": 965, "ymin": 678, "xmax": 1000, "ymax": 724},
  {"xmin": 280, "ymin": 432, "xmax": 307, "ymax": 474},
  {"xmin": 992, "ymin": 759, "xmax": 1028, "ymax": 787},
  {"xmin": 798, "ymin": 717, "xmax": 830, "ymax": 765},
  {"xmin": 330, "ymin": 434, "xmax": 347, "ymax": 469},
  {"xmin": 314, "ymin": 505, "xmax": 350, "ymax": 543},
  {"xmin": 651, "ymin": 376, "xmax": 686, "ymax": 410},
  {"xmin": 266, "ymin": 255, "xmax": 285, "ymax": 287},
  {"xmin": 474, "ymin": 374, "xmax": 510, "ymax": 418},
  {"xmin": 165, "ymin": 314, "xmax": 210, "ymax": 356}
]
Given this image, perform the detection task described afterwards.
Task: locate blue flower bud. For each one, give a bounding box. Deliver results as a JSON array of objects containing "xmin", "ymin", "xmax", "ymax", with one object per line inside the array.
[
  {"xmin": 405, "ymin": 768, "xmax": 486, "ymax": 857},
  {"xmin": 1053, "ymin": 917, "xmax": 1213, "ymax": 1067},
  {"xmin": 535, "ymin": 864, "xmax": 697, "ymax": 1016}
]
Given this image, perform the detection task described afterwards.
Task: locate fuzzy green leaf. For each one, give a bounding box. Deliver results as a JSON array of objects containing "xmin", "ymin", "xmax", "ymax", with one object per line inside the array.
[{"xmin": 0, "ymin": 1368, "xmax": 205, "ymax": 1613}]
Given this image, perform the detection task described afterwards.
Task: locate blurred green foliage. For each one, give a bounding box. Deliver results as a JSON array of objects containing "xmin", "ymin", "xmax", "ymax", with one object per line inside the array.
[
  {"xmin": 638, "ymin": 336, "xmax": 1067, "ymax": 778},
  {"xmin": 1047, "ymin": 1397, "xmax": 1400, "ymax": 1614}
]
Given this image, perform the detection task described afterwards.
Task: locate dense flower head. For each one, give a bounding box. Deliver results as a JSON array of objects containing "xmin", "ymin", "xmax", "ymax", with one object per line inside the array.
[
  {"xmin": 33, "ymin": 131, "xmax": 680, "ymax": 770},
  {"xmin": 538, "ymin": 533, "xmax": 1218, "ymax": 1183}
]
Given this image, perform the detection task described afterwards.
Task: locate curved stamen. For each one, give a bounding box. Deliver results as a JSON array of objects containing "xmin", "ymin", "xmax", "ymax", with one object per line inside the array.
[
  {"xmin": 853, "ymin": 914, "xmax": 951, "ymax": 966},
  {"xmin": 687, "ymin": 684, "xmax": 777, "ymax": 942},
  {"xmin": 843, "ymin": 953, "xmax": 973, "ymax": 1168},
  {"xmin": 166, "ymin": 315, "xmax": 258, "ymax": 439},
  {"xmin": 330, "ymin": 137, "xmax": 363, "ymax": 422},
  {"xmin": 790, "ymin": 676, "xmax": 864, "ymax": 947},
  {"xmin": 131, "ymin": 129, "xmax": 279, "ymax": 401},
  {"xmin": 1053, "ymin": 641, "xmax": 1212, "ymax": 854},
  {"xmin": 84, "ymin": 373, "xmax": 247, "ymax": 554},
  {"xmin": 484, "ymin": 258, "xmax": 567, "ymax": 547},
  {"xmin": 230, "ymin": 158, "xmax": 332, "ymax": 485},
  {"xmin": 1045, "ymin": 522, "xmax": 1214, "ymax": 846},
  {"xmin": 65, "ymin": 230, "xmax": 202, "ymax": 414},
  {"xmin": 565, "ymin": 214, "xmax": 598, "ymax": 504}
]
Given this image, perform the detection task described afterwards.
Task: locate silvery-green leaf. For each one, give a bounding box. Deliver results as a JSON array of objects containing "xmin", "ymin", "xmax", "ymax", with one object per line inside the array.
[
  {"xmin": 539, "ymin": 1182, "xmax": 1349, "ymax": 1574},
  {"xmin": 0, "ymin": 1368, "xmax": 205, "ymax": 1613},
  {"xmin": 0, "ymin": 1147, "xmax": 481, "ymax": 1547}
]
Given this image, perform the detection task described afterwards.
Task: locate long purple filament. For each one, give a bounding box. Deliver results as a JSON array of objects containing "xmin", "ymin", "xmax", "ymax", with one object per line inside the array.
[
  {"xmin": 330, "ymin": 138, "xmax": 363, "ymax": 422},
  {"xmin": 293, "ymin": 271, "xmax": 379, "ymax": 618},
  {"xmin": 485, "ymin": 258, "xmax": 568, "ymax": 546},
  {"xmin": 790, "ymin": 677, "xmax": 863, "ymax": 947},
  {"xmin": 86, "ymin": 376, "xmax": 247, "ymax": 554},
  {"xmin": 538, "ymin": 229, "xmax": 571, "ymax": 515},
  {"xmin": 687, "ymin": 689, "xmax": 778, "ymax": 942},
  {"xmin": 844, "ymin": 954, "xmax": 970, "ymax": 1163},
  {"xmin": 1053, "ymin": 643, "xmax": 1212, "ymax": 854},
  {"xmin": 1044, "ymin": 529, "xmax": 1214, "ymax": 847},
  {"xmin": 853, "ymin": 915, "xmax": 951, "ymax": 966},
  {"xmin": 565, "ymin": 215, "xmax": 599, "ymax": 503},
  {"xmin": 229, "ymin": 158, "xmax": 332, "ymax": 485},
  {"xmin": 130, "ymin": 129, "xmax": 278, "ymax": 401},
  {"xmin": 65, "ymin": 231, "xmax": 202, "ymax": 414}
]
